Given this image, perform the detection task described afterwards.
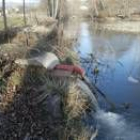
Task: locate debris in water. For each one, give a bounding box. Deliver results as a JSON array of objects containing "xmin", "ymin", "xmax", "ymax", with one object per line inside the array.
[
  {"xmin": 93, "ymin": 66, "xmax": 99, "ymax": 75},
  {"xmin": 122, "ymin": 102, "xmax": 132, "ymax": 110},
  {"xmin": 127, "ymin": 76, "xmax": 139, "ymax": 84}
]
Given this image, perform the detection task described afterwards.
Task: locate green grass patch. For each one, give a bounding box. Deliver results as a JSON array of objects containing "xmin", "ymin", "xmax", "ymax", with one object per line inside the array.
[
  {"xmin": 8, "ymin": 16, "xmax": 24, "ymax": 28},
  {"xmin": 0, "ymin": 16, "xmax": 24, "ymax": 30},
  {"xmin": 0, "ymin": 18, "xmax": 4, "ymax": 30}
]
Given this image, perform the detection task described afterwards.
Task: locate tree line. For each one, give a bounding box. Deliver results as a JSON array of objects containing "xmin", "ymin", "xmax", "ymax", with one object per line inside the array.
[
  {"xmin": 1, "ymin": 0, "xmax": 61, "ymax": 31},
  {"xmin": 2, "ymin": 0, "xmax": 26, "ymax": 31}
]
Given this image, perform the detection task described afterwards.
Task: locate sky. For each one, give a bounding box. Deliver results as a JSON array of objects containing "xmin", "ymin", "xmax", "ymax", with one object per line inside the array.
[
  {"xmin": 0, "ymin": 0, "xmax": 40, "ymax": 7},
  {"xmin": 7, "ymin": 0, "xmax": 40, "ymax": 3},
  {"xmin": 0, "ymin": 0, "xmax": 40, "ymax": 4}
]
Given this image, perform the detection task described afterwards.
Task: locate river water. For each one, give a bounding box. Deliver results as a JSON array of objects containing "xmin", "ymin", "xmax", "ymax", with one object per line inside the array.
[{"xmin": 76, "ymin": 21, "xmax": 140, "ymax": 140}]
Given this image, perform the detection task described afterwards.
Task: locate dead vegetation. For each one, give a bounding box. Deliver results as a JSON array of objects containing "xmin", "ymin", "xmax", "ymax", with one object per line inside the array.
[
  {"xmin": 90, "ymin": 0, "xmax": 140, "ymax": 19},
  {"xmin": 0, "ymin": 56, "xmax": 96, "ymax": 140},
  {"xmin": 64, "ymin": 83, "xmax": 90, "ymax": 119},
  {"xmin": 0, "ymin": 19, "xmax": 97, "ymax": 140},
  {"xmin": 0, "ymin": 0, "xmax": 99, "ymax": 139}
]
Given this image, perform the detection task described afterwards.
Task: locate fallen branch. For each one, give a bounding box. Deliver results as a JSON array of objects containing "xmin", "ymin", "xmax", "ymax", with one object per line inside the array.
[{"xmin": 82, "ymin": 76, "xmax": 116, "ymax": 109}]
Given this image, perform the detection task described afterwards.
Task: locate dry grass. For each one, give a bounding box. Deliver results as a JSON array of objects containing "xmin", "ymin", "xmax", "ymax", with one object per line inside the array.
[
  {"xmin": 12, "ymin": 32, "xmax": 38, "ymax": 47},
  {"xmin": 0, "ymin": 65, "xmax": 25, "ymax": 111},
  {"xmin": 38, "ymin": 76, "xmax": 90, "ymax": 118},
  {"xmin": 0, "ymin": 52, "xmax": 95, "ymax": 140},
  {"xmin": 0, "ymin": 16, "xmax": 24, "ymax": 31},
  {"xmin": 0, "ymin": 16, "xmax": 96, "ymax": 139},
  {"xmin": 77, "ymin": 128, "xmax": 92, "ymax": 140},
  {"xmin": 90, "ymin": 0, "xmax": 140, "ymax": 18},
  {"xmin": 64, "ymin": 83, "xmax": 89, "ymax": 119}
]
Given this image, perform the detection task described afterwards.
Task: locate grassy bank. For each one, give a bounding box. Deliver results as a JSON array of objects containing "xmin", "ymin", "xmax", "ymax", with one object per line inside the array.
[
  {"xmin": 0, "ymin": 18, "xmax": 97, "ymax": 140},
  {"xmin": 0, "ymin": 16, "xmax": 24, "ymax": 30}
]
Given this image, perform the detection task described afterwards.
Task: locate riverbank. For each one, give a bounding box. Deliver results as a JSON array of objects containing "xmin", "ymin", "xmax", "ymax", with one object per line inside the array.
[
  {"xmin": 0, "ymin": 17, "xmax": 98, "ymax": 140},
  {"xmin": 94, "ymin": 17, "xmax": 140, "ymax": 33}
]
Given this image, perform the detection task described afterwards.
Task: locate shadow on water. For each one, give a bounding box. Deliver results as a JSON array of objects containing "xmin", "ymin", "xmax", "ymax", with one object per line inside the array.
[{"xmin": 76, "ymin": 21, "xmax": 140, "ymax": 140}]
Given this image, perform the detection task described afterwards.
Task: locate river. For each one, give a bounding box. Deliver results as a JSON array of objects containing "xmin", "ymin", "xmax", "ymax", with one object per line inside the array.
[{"xmin": 76, "ymin": 21, "xmax": 140, "ymax": 140}]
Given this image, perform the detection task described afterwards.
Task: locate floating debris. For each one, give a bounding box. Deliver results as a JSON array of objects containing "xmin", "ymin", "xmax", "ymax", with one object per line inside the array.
[{"xmin": 127, "ymin": 76, "xmax": 139, "ymax": 84}]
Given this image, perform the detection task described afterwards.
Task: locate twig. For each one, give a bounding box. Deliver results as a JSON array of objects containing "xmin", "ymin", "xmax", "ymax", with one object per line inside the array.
[{"xmin": 82, "ymin": 76, "xmax": 116, "ymax": 109}]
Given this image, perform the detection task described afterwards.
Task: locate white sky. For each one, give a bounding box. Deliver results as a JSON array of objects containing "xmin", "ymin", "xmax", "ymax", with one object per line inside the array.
[{"xmin": 1, "ymin": 0, "xmax": 40, "ymax": 3}]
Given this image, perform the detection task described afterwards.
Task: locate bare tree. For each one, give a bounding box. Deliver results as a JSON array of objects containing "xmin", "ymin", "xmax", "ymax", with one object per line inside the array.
[
  {"xmin": 53, "ymin": 0, "xmax": 59, "ymax": 18},
  {"xmin": 123, "ymin": 0, "xmax": 130, "ymax": 17},
  {"xmin": 93, "ymin": 0, "xmax": 99, "ymax": 17},
  {"xmin": 41, "ymin": 0, "xmax": 59, "ymax": 18},
  {"xmin": 23, "ymin": 0, "xmax": 27, "ymax": 25},
  {"xmin": 2, "ymin": 0, "xmax": 8, "ymax": 30},
  {"xmin": 58, "ymin": 0, "xmax": 65, "ymax": 47}
]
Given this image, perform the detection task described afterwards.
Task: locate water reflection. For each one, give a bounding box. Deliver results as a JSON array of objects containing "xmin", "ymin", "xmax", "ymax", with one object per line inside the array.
[
  {"xmin": 78, "ymin": 22, "xmax": 140, "ymax": 101},
  {"xmin": 77, "ymin": 21, "xmax": 140, "ymax": 139}
]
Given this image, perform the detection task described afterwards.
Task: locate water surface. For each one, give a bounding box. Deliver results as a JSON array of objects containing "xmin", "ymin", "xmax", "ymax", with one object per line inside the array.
[{"xmin": 77, "ymin": 21, "xmax": 140, "ymax": 140}]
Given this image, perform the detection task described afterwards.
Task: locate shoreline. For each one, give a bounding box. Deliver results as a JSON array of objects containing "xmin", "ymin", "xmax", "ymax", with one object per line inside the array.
[{"xmin": 94, "ymin": 18, "xmax": 140, "ymax": 34}]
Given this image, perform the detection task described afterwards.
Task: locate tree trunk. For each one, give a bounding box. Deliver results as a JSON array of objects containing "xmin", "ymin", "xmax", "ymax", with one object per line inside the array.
[
  {"xmin": 2, "ymin": 0, "xmax": 8, "ymax": 31},
  {"xmin": 51, "ymin": 0, "xmax": 54, "ymax": 17},
  {"xmin": 23, "ymin": 0, "xmax": 27, "ymax": 25},
  {"xmin": 41, "ymin": 0, "xmax": 59, "ymax": 18},
  {"xmin": 54, "ymin": 0, "xmax": 59, "ymax": 18},
  {"xmin": 58, "ymin": 0, "xmax": 64, "ymax": 47},
  {"xmin": 48, "ymin": 0, "xmax": 59, "ymax": 18},
  {"xmin": 48, "ymin": 0, "xmax": 52, "ymax": 17},
  {"xmin": 93, "ymin": 0, "xmax": 99, "ymax": 16},
  {"xmin": 46, "ymin": 0, "xmax": 51, "ymax": 17}
]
